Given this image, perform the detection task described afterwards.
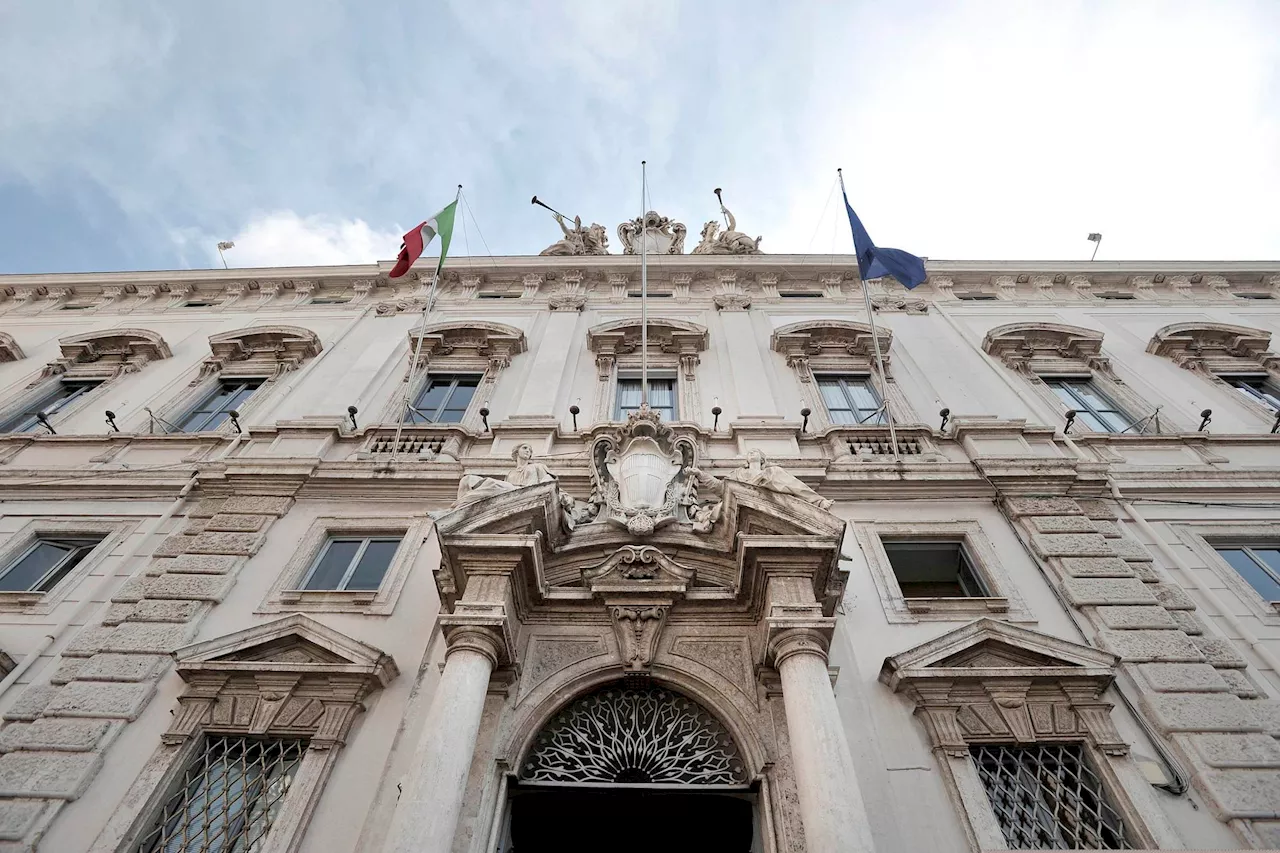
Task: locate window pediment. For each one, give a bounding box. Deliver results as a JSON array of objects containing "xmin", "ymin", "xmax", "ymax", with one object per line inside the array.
[
  {"xmin": 0, "ymin": 332, "xmax": 23, "ymax": 363},
  {"xmin": 406, "ymin": 321, "xmax": 527, "ymax": 369},
  {"xmin": 48, "ymin": 328, "xmax": 171, "ymax": 380},
  {"xmin": 1146, "ymin": 322, "xmax": 1275, "ymax": 373},
  {"xmin": 982, "ymin": 322, "xmax": 1106, "ymax": 375},
  {"xmin": 203, "ymin": 325, "xmax": 322, "ymax": 380},
  {"xmin": 770, "ymin": 319, "xmax": 893, "ymax": 366},
  {"xmin": 587, "ymin": 318, "xmax": 708, "ymax": 358}
]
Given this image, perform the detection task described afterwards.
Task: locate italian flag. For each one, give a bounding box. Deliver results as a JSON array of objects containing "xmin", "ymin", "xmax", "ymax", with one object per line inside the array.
[{"xmin": 390, "ymin": 201, "xmax": 457, "ymax": 278}]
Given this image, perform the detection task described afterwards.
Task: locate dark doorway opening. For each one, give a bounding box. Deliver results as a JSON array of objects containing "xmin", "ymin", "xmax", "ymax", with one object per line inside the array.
[{"xmin": 509, "ymin": 787, "xmax": 755, "ymax": 853}]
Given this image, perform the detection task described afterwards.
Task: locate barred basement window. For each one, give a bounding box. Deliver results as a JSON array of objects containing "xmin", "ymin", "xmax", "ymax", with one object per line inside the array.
[
  {"xmin": 971, "ymin": 743, "xmax": 1130, "ymax": 850},
  {"xmin": 135, "ymin": 735, "xmax": 306, "ymax": 853}
]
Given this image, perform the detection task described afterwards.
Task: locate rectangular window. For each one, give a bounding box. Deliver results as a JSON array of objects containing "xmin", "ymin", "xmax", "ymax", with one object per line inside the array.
[
  {"xmin": 956, "ymin": 293, "xmax": 998, "ymax": 300},
  {"xmin": 1215, "ymin": 545, "xmax": 1280, "ymax": 602},
  {"xmin": 1095, "ymin": 292, "xmax": 1135, "ymax": 300},
  {"xmin": 176, "ymin": 378, "xmax": 265, "ymax": 432},
  {"xmin": 971, "ymin": 743, "xmax": 1130, "ymax": 849},
  {"xmin": 1224, "ymin": 376, "xmax": 1280, "ymax": 411},
  {"xmin": 134, "ymin": 735, "xmax": 306, "ymax": 853},
  {"xmin": 182, "ymin": 300, "xmax": 218, "ymax": 308},
  {"xmin": 816, "ymin": 375, "xmax": 885, "ymax": 425},
  {"xmin": 615, "ymin": 377, "xmax": 677, "ymax": 421},
  {"xmin": 0, "ymin": 379, "xmax": 102, "ymax": 433},
  {"xmin": 299, "ymin": 535, "xmax": 402, "ymax": 591},
  {"xmin": 476, "ymin": 292, "xmax": 520, "ymax": 299},
  {"xmin": 882, "ymin": 540, "xmax": 988, "ymax": 598},
  {"xmin": 309, "ymin": 296, "xmax": 350, "ymax": 305},
  {"xmin": 406, "ymin": 374, "xmax": 480, "ymax": 424},
  {"xmin": 0, "ymin": 537, "xmax": 101, "ymax": 592},
  {"xmin": 778, "ymin": 291, "xmax": 823, "ymax": 298},
  {"xmin": 1235, "ymin": 293, "xmax": 1273, "ymax": 300},
  {"xmin": 1045, "ymin": 378, "xmax": 1137, "ymax": 433}
]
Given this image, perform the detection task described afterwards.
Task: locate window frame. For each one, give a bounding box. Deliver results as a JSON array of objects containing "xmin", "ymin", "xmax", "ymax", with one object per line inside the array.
[
  {"xmin": 297, "ymin": 534, "xmax": 405, "ymax": 592},
  {"xmin": 814, "ymin": 373, "xmax": 886, "ymax": 426},
  {"xmin": 1173, "ymin": 523, "xmax": 1280, "ymax": 624},
  {"xmin": 881, "ymin": 539, "xmax": 990, "ymax": 599},
  {"xmin": 0, "ymin": 519, "xmax": 129, "ymax": 612},
  {"xmin": 613, "ymin": 373, "xmax": 679, "ymax": 422},
  {"xmin": 0, "ymin": 378, "xmax": 103, "ymax": 433},
  {"xmin": 0, "ymin": 536, "xmax": 102, "ymax": 593},
  {"xmin": 172, "ymin": 377, "xmax": 266, "ymax": 433},
  {"xmin": 1044, "ymin": 376, "xmax": 1142, "ymax": 434},
  {"xmin": 1212, "ymin": 544, "xmax": 1280, "ymax": 603},
  {"xmin": 405, "ymin": 372, "xmax": 482, "ymax": 425},
  {"xmin": 259, "ymin": 516, "xmax": 429, "ymax": 615},
  {"xmin": 853, "ymin": 520, "xmax": 1033, "ymax": 623},
  {"xmin": 588, "ymin": 318, "xmax": 707, "ymax": 426},
  {"xmin": 1223, "ymin": 374, "xmax": 1280, "ymax": 411}
]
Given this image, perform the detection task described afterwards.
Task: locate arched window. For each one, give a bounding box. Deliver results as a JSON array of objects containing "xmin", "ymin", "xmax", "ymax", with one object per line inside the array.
[
  {"xmin": 1147, "ymin": 322, "xmax": 1280, "ymax": 419},
  {"xmin": 771, "ymin": 319, "xmax": 912, "ymax": 429},
  {"xmin": 587, "ymin": 318, "xmax": 708, "ymax": 423},
  {"xmin": 983, "ymin": 322, "xmax": 1167, "ymax": 434}
]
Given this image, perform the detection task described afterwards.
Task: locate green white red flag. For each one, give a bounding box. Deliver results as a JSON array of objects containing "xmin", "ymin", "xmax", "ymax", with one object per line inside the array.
[{"xmin": 390, "ymin": 201, "xmax": 457, "ymax": 278}]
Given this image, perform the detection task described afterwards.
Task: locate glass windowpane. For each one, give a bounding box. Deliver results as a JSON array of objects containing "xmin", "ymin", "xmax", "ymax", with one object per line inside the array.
[
  {"xmin": 817, "ymin": 380, "xmax": 849, "ymax": 410},
  {"xmin": 304, "ymin": 539, "xmax": 361, "ymax": 590},
  {"xmin": 2, "ymin": 381, "xmax": 101, "ymax": 433},
  {"xmin": 1218, "ymin": 548, "xmax": 1280, "ymax": 601},
  {"xmin": 0, "ymin": 538, "xmax": 98, "ymax": 592},
  {"xmin": 347, "ymin": 539, "xmax": 400, "ymax": 590},
  {"xmin": 179, "ymin": 380, "xmax": 263, "ymax": 432}
]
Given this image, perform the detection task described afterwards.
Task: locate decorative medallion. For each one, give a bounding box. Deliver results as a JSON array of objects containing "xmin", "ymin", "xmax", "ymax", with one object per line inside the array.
[
  {"xmin": 521, "ymin": 684, "xmax": 748, "ymax": 785},
  {"xmin": 617, "ymin": 210, "xmax": 687, "ymax": 255}
]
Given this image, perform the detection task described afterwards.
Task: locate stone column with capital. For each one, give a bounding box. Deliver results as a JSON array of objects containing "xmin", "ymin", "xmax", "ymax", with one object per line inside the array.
[
  {"xmin": 380, "ymin": 623, "xmax": 508, "ymax": 853},
  {"xmin": 766, "ymin": 575, "xmax": 876, "ymax": 853}
]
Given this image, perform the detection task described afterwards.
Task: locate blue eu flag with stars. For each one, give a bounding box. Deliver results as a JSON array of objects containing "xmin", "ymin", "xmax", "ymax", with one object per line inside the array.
[{"xmin": 842, "ymin": 188, "xmax": 927, "ymax": 289}]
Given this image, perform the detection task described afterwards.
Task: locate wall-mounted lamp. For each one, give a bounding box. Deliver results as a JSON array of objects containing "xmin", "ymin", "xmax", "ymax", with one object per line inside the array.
[
  {"xmin": 1197, "ymin": 409, "xmax": 1212, "ymax": 432},
  {"xmin": 347, "ymin": 405, "xmax": 359, "ymax": 429},
  {"xmin": 711, "ymin": 405, "xmax": 722, "ymax": 431},
  {"xmin": 227, "ymin": 410, "xmax": 242, "ymax": 434},
  {"xmin": 1272, "ymin": 410, "xmax": 1279, "ymax": 435},
  {"xmin": 1063, "ymin": 409, "xmax": 1077, "ymax": 434},
  {"xmin": 105, "ymin": 410, "xmax": 120, "ymax": 433},
  {"xmin": 479, "ymin": 403, "xmax": 491, "ymax": 432},
  {"xmin": 800, "ymin": 407, "xmax": 811, "ymax": 432},
  {"xmin": 938, "ymin": 407, "xmax": 950, "ymax": 431},
  {"xmin": 35, "ymin": 412, "xmax": 56, "ymax": 435},
  {"xmin": 569, "ymin": 404, "xmax": 580, "ymax": 431}
]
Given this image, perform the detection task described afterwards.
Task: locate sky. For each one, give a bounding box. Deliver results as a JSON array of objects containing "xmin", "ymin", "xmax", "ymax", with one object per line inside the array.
[{"xmin": 1, "ymin": 1, "xmax": 1278, "ymax": 274}]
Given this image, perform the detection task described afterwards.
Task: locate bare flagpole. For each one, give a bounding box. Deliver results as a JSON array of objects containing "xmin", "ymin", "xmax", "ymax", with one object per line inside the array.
[
  {"xmin": 386, "ymin": 184, "xmax": 461, "ymax": 470},
  {"xmin": 640, "ymin": 160, "xmax": 649, "ymax": 409},
  {"xmin": 837, "ymin": 168, "xmax": 899, "ymax": 462}
]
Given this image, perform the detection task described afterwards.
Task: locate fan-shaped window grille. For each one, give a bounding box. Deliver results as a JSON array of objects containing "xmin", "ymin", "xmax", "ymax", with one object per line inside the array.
[{"xmin": 521, "ymin": 684, "xmax": 748, "ymax": 787}]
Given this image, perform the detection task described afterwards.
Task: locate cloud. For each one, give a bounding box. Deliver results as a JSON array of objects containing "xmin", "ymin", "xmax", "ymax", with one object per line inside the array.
[{"xmin": 200, "ymin": 212, "xmax": 403, "ymax": 268}]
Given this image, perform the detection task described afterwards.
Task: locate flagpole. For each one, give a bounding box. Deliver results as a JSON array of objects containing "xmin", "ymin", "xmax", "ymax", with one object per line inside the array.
[
  {"xmin": 640, "ymin": 160, "xmax": 649, "ymax": 409},
  {"xmin": 386, "ymin": 185, "xmax": 461, "ymax": 471},
  {"xmin": 838, "ymin": 168, "xmax": 900, "ymax": 462}
]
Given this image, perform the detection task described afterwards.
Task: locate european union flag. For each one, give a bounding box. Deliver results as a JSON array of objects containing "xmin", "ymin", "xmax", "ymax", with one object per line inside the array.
[{"xmin": 842, "ymin": 189, "xmax": 927, "ymax": 289}]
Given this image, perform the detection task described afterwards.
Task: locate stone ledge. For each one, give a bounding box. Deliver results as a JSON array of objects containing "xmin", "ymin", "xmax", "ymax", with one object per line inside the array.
[
  {"xmin": 1171, "ymin": 610, "xmax": 1204, "ymax": 635},
  {"xmin": 1074, "ymin": 498, "xmax": 1119, "ymax": 520},
  {"xmin": 187, "ymin": 497, "xmax": 227, "ymax": 519},
  {"xmin": 1107, "ymin": 536, "xmax": 1153, "ymax": 561},
  {"xmin": 109, "ymin": 577, "xmax": 145, "ymax": 604},
  {"xmin": 0, "ymin": 751, "xmax": 102, "ymax": 800},
  {"xmin": 101, "ymin": 603, "xmax": 135, "ymax": 626},
  {"xmin": 48, "ymin": 660, "xmax": 84, "ymax": 686},
  {"xmin": 43, "ymin": 681, "xmax": 155, "ymax": 721}
]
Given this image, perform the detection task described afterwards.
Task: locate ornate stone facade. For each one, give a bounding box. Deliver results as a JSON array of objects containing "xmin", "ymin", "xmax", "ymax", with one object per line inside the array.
[{"xmin": 0, "ymin": 253, "xmax": 1276, "ymax": 851}]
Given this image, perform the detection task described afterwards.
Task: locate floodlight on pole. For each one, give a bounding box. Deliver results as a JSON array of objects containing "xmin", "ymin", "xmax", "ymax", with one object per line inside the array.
[
  {"xmin": 217, "ymin": 241, "xmax": 235, "ymax": 269},
  {"xmin": 1087, "ymin": 233, "xmax": 1102, "ymax": 261}
]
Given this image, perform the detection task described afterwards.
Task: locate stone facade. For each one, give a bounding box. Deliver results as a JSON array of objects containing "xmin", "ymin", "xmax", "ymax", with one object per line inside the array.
[{"xmin": 0, "ymin": 254, "xmax": 1276, "ymax": 851}]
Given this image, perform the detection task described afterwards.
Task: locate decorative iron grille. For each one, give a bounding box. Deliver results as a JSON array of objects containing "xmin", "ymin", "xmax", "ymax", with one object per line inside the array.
[
  {"xmin": 367, "ymin": 432, "xmax": 445, "ymax": 455},
  {"xmin": 971, "ymin": 743, "xmax": 1131, "ymax": 850},
  {"xmin": 135, "ymin": 735, "xmax": 306, "ymax": 853},
  {"xmin": 846, "ymin": 435, "xmax": 922, "ymax": 456},
  {"xmin": 521, "ymin": 684, "xmax": 748, "ymax": 786}
]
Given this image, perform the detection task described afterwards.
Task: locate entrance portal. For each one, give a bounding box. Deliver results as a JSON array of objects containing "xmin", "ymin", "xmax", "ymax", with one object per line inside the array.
[{"xmin": 510, "ymin": 788, "xmax": 754, "ymax": 853}]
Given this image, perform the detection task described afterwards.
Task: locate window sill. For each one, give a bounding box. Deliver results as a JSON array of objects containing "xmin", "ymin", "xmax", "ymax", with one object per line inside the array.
[
  {"xmin": 279, "ymin": 589, "xmax": 378, "ymax": 606},
  {"xmin": 904, "ymin": 596, "xmax": 1010, "ymax": 618},
  {"xmin": 0, "ymin": 591, "xmax": 47, "ymax": 611}
]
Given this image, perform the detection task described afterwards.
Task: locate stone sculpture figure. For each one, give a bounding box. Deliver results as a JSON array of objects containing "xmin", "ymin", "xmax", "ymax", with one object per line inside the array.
[
  {"xmin": 722, "ymin": 449, "xmax": 832, "ymax": 509},
  {"xmin": 540, "ymin": 214, "xmax": 610, "ymax": 256},
  {"xmin": 691, "ymin": 206, "xmax": 762, "ymax": 255},
  {"xmin": 454, "ymin": 443, "xmax": 598, "ymax": 529}
]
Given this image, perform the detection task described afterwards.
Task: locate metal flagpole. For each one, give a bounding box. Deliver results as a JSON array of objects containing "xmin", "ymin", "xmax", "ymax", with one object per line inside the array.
[
  {"xmin": 640, "ymin": 160, "xmax": 649, "ymax": 409},
  {"xmin": 837, "ymin": 169, "xmax": 900, "ymax": 462},
  {"xmin": 386, "ymin": 184, "xmax": 461, "ymax": 470}
]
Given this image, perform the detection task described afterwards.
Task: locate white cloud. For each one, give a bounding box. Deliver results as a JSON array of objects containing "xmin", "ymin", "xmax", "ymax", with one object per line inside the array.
[{"xmin": 210, "ymin": 212, "xmax": 402, "ymax": 268}]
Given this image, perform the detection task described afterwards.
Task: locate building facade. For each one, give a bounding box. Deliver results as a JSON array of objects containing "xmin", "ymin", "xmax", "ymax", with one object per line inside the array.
[{"xmin": 0, "ymin": 222, "xmax": 1278, "ymax": 851}]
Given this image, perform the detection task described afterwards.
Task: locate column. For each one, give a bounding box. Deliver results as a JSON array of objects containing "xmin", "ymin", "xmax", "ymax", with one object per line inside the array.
[
  {"xmin": 381, "ymin": 627, "xmax": 503, "ymax": 853},
  {"xmin": 773, "ymin": 628, "xmax": 877, "ymax": 853}
]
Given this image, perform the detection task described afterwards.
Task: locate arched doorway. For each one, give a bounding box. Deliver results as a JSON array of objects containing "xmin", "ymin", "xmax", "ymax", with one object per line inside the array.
[{"xmin": 505, "ymin": 682, "xmax": 759, "ymax": 853}]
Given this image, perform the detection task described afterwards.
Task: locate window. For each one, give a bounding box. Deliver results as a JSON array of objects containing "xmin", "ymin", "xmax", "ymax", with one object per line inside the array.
[
  {"xmin": 133, "ymin": 735, "xmax": 306, "ymax": 853},
  {"xmin": 817, "ymin": 375, "xmax": 885, "ymax": 425},
  {"xmin": 476, "ymin": 292, "xmax": 520, "ymax": 299},
  {"xmin": 182, "ymin": 300, "xmax": 218, "ymax": 308},
  {"xmin": 1224, "ymin": 376, "xmax": 1280, "ymax": 411},
  {"xmin": 1045, "ymin": 378, "xmax": 1137, "ymax": 433},
  {"xmin": 1094, "ymin": 292, "xmax": 1135, "ymax": 300},
  {"xmin": 298, "ymin": 535, "xmax": 402, "ymax": 591},
  {"xmin": 883, "ymin": 541, "xmax": 988, "ymax": 598},
  {"xmin": 971, "ymin": 744, "xmax": 1130, "ymax": 849},
  {"xmin": 956, "ymin": 293, "xmax": 998, "ymax": 301},
  {"xmin": 0, "ymin": 379, "xmax": 101, "ymax": 432},
  {"xmin": 309, "ymin": 296, "xmax": 350, "ymax": 305},
  {"xmin": 627, "ymin": 291, "xmax": 672, "ymax": 298},
  {"xmin": 406, "ymin": 374, "xmax": 479, "ymax": 424},
  {"xmin": 778, "ymin": 291, "xmax": 823, "ymax": 298},
  {"xmin": 1235, "ymin": 293, "xmax": 1273, "ymax": 300},
  {"xmin": 0, "ymin": 537, "xmax": 101, "ymax": 592},
  {"xmin": 1215, "ymin": 545, "xmax": 1280, "ymax": 602},
  {"xmin": 615, "ymin": 376, "xmax": 677, "ymax": 421},
  {"xmin": 176, "ymin": 378, "xmax": 264, "ymax": 432}
]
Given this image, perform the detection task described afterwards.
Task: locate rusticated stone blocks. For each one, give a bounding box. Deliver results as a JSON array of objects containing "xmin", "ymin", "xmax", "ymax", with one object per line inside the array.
[
  {"xmin": 141, "ymin": 573, "xmax": 233, "ymax": 602},
  {"xmin": 171, "ymin": 553, "xmax": 240, "ymax": 574},
  {"xmin": 219, "ymin": 495, "xmax": 294, "ymax": 516},
  {"xmin": 99, "ymin": 622, "xmax": 193, "ymax": 655},
  {"xmin": 1192, "ymin": 636, "xmax": 1249, "ymax": 669},
  {"xmin": 1098, "ymin": 629, "xmax": 1204, "ymax": 662},
  {"xmin": 204, "ymin": 513, "xmax": 270, "ymax": 532},
  {"xmin": 44, "ymin": 682, "xmax": 155, "ymax": 721},
  {"xmin": 0, "ymin": 752, "xmax": 102, "ymax": 799},
  {"xmin": 0, "ymin": 799, "xmax": 46, "ymax": 841},
  {"xmin": 186, "ymin": 531, "xmax": 264, "ymax": 556},
  {"xmin": 1094, "ymin": 605, "xmax": 1177, "ymax": 630},
  {"xmin": 0, "ymin": 718, "xmax": 112, "ymax": 753},
  {"xmin": 1199, "ymin": 769, "xmax": 1280, "ymax": 818},
  {"xmin": 1187, "ymin": 733, "xmax": 1280, "ymax": 768},
  {"xmin": 1063, "ymin": 577, "xmax": 1157, "ymax": 606},
  {"xmin": 1031, "ymin": 532, "xmax": 1114, "ymax": 558},
  {"xmin": 1151, "ymin": 694, "xmax": 1263, "ymax": 732},
  {"xmin": 1028, "ymin": 516, "xmax": 1097, "ymax": 533},
  {"xmin": 1138, "ymin": 663, "xmax": 1230, "ymax": 693},
  {"xmin": 77, "ymin": 654, "xmax": 166, "ymax": 683},
  {"xmin": 1060, "ymin": 557, "xmax": 1134, "ymax": 578}
]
